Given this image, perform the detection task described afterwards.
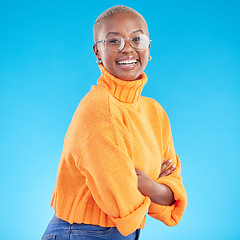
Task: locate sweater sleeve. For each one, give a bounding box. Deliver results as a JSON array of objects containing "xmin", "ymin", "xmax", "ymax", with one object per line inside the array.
[
  {"xmin": 76, "ymin": 122, "xmax": 151, "ymax": 236},
  {"xmin": 148, "ymin": 113, "xmax": 187, "ymax": 226}
]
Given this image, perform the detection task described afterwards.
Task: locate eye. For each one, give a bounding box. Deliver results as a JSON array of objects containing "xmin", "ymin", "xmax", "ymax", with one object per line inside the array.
[
  {"xmin": 132, "ymin": 35, "xmax": 141, "ymax": 43},
  {"xmin": 106, "ymin": 36, "xmax": 121, "ymax": 45},
  {"xmin": 109, "ymin": 39, "xmax": 120, "ymax": 44}
]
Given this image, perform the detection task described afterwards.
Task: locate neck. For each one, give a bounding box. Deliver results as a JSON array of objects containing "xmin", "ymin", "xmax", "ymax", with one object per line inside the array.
[{"xmin": 97, "ymin": 64, "xmax": 148, "ymax": 104}]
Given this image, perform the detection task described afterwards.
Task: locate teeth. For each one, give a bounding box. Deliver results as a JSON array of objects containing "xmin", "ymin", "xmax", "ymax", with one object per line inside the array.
[{"xmin": 117, "ymin": 59, "xmax": 137, "ymax": 65}]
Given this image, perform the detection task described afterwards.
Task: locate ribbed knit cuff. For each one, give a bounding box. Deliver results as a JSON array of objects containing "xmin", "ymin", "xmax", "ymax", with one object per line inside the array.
[
  {"xmin": 111, "ymin": 196, "xmax": 151, "ymax": 236},
  {"xmin": 148, "ymin": 177, "xmax": 187, "ymax": 226}
]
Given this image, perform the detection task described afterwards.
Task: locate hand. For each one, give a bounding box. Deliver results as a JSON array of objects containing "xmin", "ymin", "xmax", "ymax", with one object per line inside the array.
[
  {"xmin": 136, "ymin": 159, "xmax": 175, "ymax": 196},
  {"xmin": 135, "ymin": 169, "xmax": 154, "ymax": 197},
  {"xmin": 158, "ymin": 158, "xmax": 176, "ymax": 179}
]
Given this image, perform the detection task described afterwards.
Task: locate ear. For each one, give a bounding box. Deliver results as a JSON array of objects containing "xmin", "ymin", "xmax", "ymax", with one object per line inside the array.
[{"xmin": 93, "ymin": 44, "xmax": 101, "ymax": 61}]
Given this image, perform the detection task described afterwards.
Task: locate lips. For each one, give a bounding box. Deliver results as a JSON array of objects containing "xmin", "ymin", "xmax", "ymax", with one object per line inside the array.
[
  {"xmin": 116, "ymin": 55, "xmax": 139, "ymax": 69},
  {"xmin": 117, "ymin": 59, "xmax": 138, "ymax": 65}
]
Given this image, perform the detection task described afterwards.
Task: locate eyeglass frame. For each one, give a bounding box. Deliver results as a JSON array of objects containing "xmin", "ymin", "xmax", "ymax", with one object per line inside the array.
[{"xmin": 94, "ymin": 34, "xmax": 152, "ymax": 52}]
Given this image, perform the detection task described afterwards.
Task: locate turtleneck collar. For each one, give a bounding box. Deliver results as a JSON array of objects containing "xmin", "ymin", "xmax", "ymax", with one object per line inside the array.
[{"xmin": 97, "ymin": 64, "xmax": 148, "ymax": 104}]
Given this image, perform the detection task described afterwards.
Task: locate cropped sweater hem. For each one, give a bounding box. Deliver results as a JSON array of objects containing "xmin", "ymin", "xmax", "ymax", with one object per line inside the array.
[{"xmin": 51, "ymin": 191, "xmax": 150, "ymax": 236}]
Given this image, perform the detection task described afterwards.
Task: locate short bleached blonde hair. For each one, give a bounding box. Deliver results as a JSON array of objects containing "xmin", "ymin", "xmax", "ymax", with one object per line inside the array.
[{"xmin": 93, "ymin": 5, "xmax": 148, "ymax": 42}]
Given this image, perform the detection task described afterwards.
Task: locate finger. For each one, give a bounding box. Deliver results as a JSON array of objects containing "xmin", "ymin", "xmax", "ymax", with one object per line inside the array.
[
  {"xmin": 159, "ymin": 164, "xmax": 176, "ymax": 178},
  {"xmin": 161, "ymin": 159, "xmax": 172, "ymax": 172}
]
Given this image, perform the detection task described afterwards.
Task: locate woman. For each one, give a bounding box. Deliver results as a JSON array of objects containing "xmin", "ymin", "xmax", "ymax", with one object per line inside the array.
[{"xmin": 42, "ymin": 5, "xmax": 187, "ymax": 240}]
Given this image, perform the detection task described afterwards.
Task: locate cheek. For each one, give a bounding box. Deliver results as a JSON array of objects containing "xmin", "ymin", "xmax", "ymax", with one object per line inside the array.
[
  {"xmin": 103, "ymin": 52, "xmax": 115, "ymax": 63},
  {"xmin": 99, "ymin": 47, "xmax": 115, "ymax": 63},
  {"xmin": 140, "ymin": 51, "xmax": 150, "ymax": 66}
]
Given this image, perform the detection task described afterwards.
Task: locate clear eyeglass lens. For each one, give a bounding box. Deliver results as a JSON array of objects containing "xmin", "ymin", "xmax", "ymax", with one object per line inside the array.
[
  {"xmin": 105, "ymin": 35, "xmax": 123, "ymax": 52},
  {"xmin": 131, "ymin": 34, "xmax": 150, "ymax": 50},
  {"xmin": 105, "ymin": 34, "xmax": 150, "ymax": 52}
]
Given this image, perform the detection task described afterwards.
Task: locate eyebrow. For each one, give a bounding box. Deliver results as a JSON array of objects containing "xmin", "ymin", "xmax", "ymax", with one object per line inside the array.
[
  {"xmin": 105, "ymin": 30, "xmax": 144, "ymax": 38},
  {"xmin": 106, "ymin": 32, "xmax": 120, "ymax": 37},
  {"xmin": 133, "ymin": 30, "xmax": 144, "ymax": 34}
]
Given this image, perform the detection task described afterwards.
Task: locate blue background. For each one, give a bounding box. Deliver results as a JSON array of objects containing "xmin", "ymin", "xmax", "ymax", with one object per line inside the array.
[{"xmin": 0, "ymin": 0, "xmax": 239, "ymax": 239}]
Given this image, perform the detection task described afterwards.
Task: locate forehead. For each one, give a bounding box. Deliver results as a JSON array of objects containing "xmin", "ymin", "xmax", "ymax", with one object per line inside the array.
[{"xmin": 99, "ymin": 12, "xmax": 148, "ymax": 38}]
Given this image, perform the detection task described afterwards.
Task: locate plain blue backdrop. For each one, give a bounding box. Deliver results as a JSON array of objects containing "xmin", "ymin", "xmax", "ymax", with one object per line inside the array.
[{"xmin": 0, "ymin": 0, "xmax": 239, "ymax": 239}]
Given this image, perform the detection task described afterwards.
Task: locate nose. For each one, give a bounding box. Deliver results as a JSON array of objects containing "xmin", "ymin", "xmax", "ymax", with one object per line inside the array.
[{"xmin": 121, "ymin": 38, "xmax": 134, "ymax": 52}]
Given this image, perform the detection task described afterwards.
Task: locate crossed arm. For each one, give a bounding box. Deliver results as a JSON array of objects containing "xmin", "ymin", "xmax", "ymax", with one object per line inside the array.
[{"xmin": 136, "ymin": 159, "xmax": 176, "ymax": 206}]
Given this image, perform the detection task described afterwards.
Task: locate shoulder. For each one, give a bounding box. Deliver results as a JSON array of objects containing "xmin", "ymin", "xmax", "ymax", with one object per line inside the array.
[
  {"xmin": 73, "ymin": 85, "xmax": 112, "ymax": 126},
  {"xmin": 140, "ymin": 96, "xmax": 169, "ymax": 120},
  {"xmin": 65, "ymin": 86, "xmax": 113, "ymax": 143}
]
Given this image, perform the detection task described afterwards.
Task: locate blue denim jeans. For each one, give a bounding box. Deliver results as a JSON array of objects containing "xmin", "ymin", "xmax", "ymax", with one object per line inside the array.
[{"xmin": 42, "ymin": 215, "xmax": 141, "ymax": 240}]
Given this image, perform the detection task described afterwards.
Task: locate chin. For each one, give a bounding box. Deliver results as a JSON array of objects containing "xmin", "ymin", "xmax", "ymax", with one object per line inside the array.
[
  {"xmin": 114, "ymin": 68, "xmax": 142, "ymax": 81},
  {"xmin": 104, "ymin": 63, "xmax": 143, "ymax": 81},
  {"xmin": 116, "ymin": 73, "xmax": 140, "ymax": 81}
]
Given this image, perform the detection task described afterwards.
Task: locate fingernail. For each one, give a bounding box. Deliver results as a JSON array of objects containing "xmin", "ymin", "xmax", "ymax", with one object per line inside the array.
[
  {"xmin": 168, "ymin": 159, "xmax": 172, "ymax": 163},
  {"xmin": 172, "ymin": 164, "xmax": 176, "ymax": 168}
]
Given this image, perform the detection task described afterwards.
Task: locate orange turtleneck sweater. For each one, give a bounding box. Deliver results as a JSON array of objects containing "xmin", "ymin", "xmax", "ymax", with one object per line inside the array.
[{"xmin": 50, "ymin": 65, "xmax": 187, "ymax": 236}]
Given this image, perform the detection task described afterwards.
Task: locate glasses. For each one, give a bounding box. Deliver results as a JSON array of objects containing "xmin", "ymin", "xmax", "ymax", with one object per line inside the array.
[{"xmin": 95, "ymin": 33, "xmax": 152, "ymax": 52}]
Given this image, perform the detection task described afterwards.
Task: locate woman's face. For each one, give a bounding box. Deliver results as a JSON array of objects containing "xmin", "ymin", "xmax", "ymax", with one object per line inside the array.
[{"xmin": 93, "ymin": 12, "xmax": 150, "ymax": 81}]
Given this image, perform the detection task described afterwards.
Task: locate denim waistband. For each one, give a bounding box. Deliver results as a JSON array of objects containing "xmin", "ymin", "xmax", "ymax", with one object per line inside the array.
[
  {"xmin": 49, "ymin": 215, "xmax": 113, "ymax": 231},
  {"xmin": 43, "ymin": 215, "xmax": 141, "ymax": 239}
]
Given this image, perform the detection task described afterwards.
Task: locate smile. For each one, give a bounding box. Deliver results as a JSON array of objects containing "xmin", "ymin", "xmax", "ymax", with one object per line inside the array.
[{"xmin": 116, "ymin": 59, "xmax": 138, "ymax": 65}]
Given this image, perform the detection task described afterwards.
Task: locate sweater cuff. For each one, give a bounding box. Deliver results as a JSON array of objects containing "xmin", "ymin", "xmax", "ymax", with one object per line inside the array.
[
  {"xmin": 148, "ymin": 177, "xmax": 187, "ymax": 226},
  {"xmin": 111, "ymin": 196, "xmax": 151, "ymax": 236}
]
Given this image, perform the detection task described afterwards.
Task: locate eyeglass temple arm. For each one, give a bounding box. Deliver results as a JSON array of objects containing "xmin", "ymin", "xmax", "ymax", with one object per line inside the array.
[{"xmin": 95, "ymin": 40, "xmax": 106, "ymax": 44}]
